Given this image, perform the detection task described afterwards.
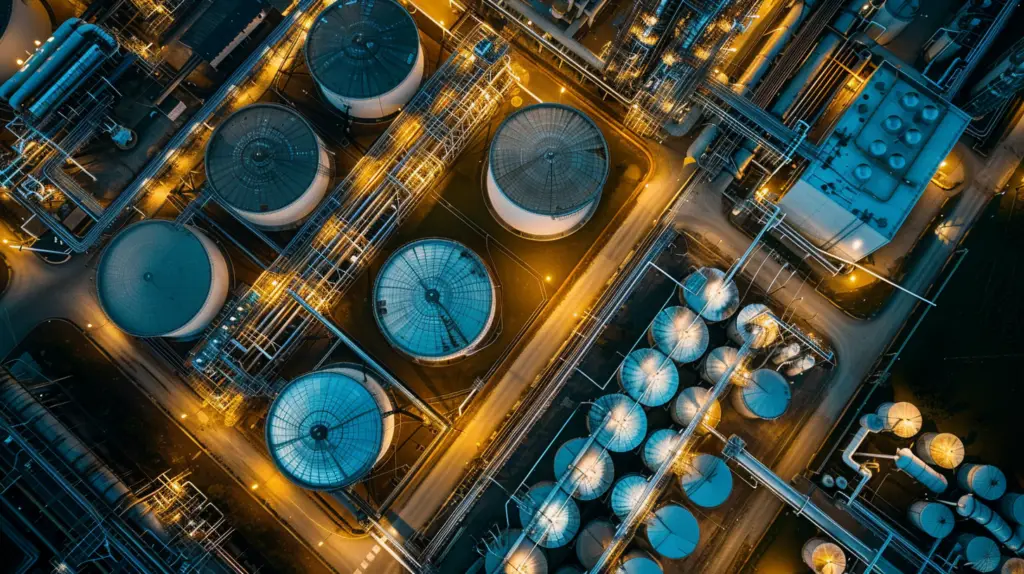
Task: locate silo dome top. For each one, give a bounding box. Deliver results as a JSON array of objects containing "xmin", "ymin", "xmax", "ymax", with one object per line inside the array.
[
  {"xmin": 615, "ymin": 551, "xmax": 662, "ymax": 574},
  {"xmin": 702, "ymin": 346, "xmax": 746, "ymax": 385},
  {"xmin": 876, "ymin": 402, "xmax": 922, "ymax": 438},
  {"xmin": 484, "ymin": 529, "xmax": 549, "ymax": 574},
  {"xmin": 642, "ymin": 429, "xmax": 681, "ymax": 472},
  {"xmin": 619, "ymin": 348, "xmax": 679, "ymax": 407},
  {"xmin": 265, "ymin": 370, "xmax": 387, "ymax": 490},
  {"xmin": 554, "ymin": 437, "xmax": 614, "ymax": 501},
  {"xmin": 489, "ymin": 103, "xmax": 609, "ymax": 217},
  {"xmin": 1002, "ymin": 557, "xmax": 1024, "ymax": 574},
  {"xmin": 97, "ymin": 221, "xmax": 218, "ymax": 337},
  {"xmin": 305, "ymin": 0, "xmax": 420, "ymax": 100},
  {"xmin": 649, "ymin": 306, "xmax": 709, "ymax": 364},
  {"xmin": 205, "ymin": 104, "xmax": 323, "ymax": 215},
  {"xmin": 737, "ymin": 370, "xmax": 791, "ymax": 420},
  {"xmin": 587, "ymin": 394, "xmax": 648, "ymax": 453},
  {"xmin": 373, "ymin": 239, "xmax": 496, "ymax": 362},
  {"xmin": 610, "ymin": 474, "xmax": 647, "ymax": 520},
  {"xmin": 645, "ymin": 504, "xmax": 700, "ymax": 559},
  {"xmin": 731, "ymin": 304, "xmax": 780, "ymax": 349},
  {"xmin": 518, "ymin": 482, "xmax": 581, "ymax": 549},
  {"xmin": 681, "ymin": 267, "xmax": 740, "ymax": 322},
  {"xmin": 679, "ymin": 454, "xmax": 733, "ymax": 508}
]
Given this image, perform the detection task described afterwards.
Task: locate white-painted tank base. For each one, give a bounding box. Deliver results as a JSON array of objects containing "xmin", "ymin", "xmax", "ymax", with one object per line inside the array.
[
  {"xmin": 324, "ymin": 364, "xmax": 394, "ymax": 464},
  {"xmin": 231, "ymin": 139, "xmax": 332, "ymax": 229},
  {"xmin": 321, "ymin": 45, "xmax": 424, "ymax": 120},
  {"xmin": 167, "ymin": 227, "xmax": 230, "ymax": 338},
  {"xmin": 485, "ymin": 164, "xmax": 598, "ymax": 240},
  {"xmin": 0, "ymin": 0, "xmax": 51, "ymax": 81}
]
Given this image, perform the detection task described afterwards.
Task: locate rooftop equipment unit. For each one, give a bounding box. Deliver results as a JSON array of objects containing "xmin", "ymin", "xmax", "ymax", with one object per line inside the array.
[
  {"xmin": 644, "ymin": 504, "xmax": 700, "ymax": 559},
  {"xmin": 304, "ymin": 0, "xmax": 423, "ymax": 119},
  {"xmin": 959, "ymin": 464, "xmax": 1008, "ymax": 501},
  {"xmin": 587, "ymin": 394, "xmax": 648, "ymax": 453},
  {"xmin": 554, "ymin": 437, "xmax": 614, "ymax": 501},
  {"xmin": 701, "ymin": 346, "xmax": 746, "ymax": 385},
  {"xmin": 907, "ymin": 501, "xmax": 956, "ymax": 539},
  {"xmin": 616, "ymin": 550, "xmax": 662, "ymax": 574},
  {"xmin": 731, "ymin": 370, "xmax": 791, "ymax": 421},
  {"xmin": 610, "ymin": 474, "xmax": 647, "ymax": 520},
  {"xmin": 484, "ymin": 528, "xmax": 548, "ymax": 574},
  {"xmin": 671, "ymin": 386, "xmax": 722, "ymax": 435},
  {"xmin": 576, "ymin": 519, "xmax": 614, "ymax": 570},
  {"xmin": 518, "ymin": 482, "xmax": 581, "ymax": 549},
  {"xmin": 265, "ymin": 366, "xmax": 394, "ymax": 490},
  {"xmin": 681, "ymin": 267, "xmax": 740, "ymax": 323},
  {"xmin": 373, "ymin": 239, "xmax": 496, "ymax": 364},
  {"xmin": 619, "ymin": 348, "xmax": 679, "ymax": 407},
  {"xmin": 642, "ymin": 429, "xmax": 681, "ymax": 472},
  {"xmin": 802, "ymin": 538, "xmax": 847, "ymax": 574},
  {"xmin": 205, "ymin": 104, "xmax": 332, "ymax": 229},
  {"xmin": 915, "ymin": 432, "xmax": 965, "ymax": 470},
  {"xmin": 876, "ymin": 402, "xmax": 923, "ymax": 438},
  {"xmin": 648, "ymin": 306, "xmax": 709, "ymax": 364},
  {"xmin": 958, "ymin": 533, "xmax": 1001, "ymax": 573},
  {"xmin": 727, "ymin": 304, "xmax": 780, "ymax": 349},
  {"xmin": 679, "ymin": 453, "xmax": 733, "ymax": 508},
  {"xmin": 0, "ymin": 0, "xmax": 51, "ymax": 81},
  {"xmin": 96, "ymin": 220, "xmax": 229, "ymax": 339},
  {"xmin": 486, "ymin": 103, "xmax": 608, "ymax": 240}
]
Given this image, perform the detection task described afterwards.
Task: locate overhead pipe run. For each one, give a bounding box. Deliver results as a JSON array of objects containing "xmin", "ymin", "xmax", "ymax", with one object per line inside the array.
[
  {"xmin": 840, "ymin": 414, "xmax": 885, "ymax": 502},
  {"xmin": 956, "ymin": 495, "xmax": 1024, "ymax": 553},
  {"xmin": 733, "ymin": 1, "xmax": 807, "ymax": 95}
]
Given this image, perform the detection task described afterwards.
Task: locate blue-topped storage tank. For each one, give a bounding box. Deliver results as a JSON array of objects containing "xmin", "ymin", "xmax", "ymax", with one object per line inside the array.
[
  {"xmin": 642, "ymin": 429, "xmax": 681, "ymax": 472},
  {"xmin": 518, "ymin": 482, "xmax": 580, "ymax": 549},
  {"xmin": 645, "ymin": 504, "xmax": 700, "ymax": 559},
  {"xmin": 484, "ymin": 528, "xmax": 549, "ymax": 574},
  {"xmin": 554, "ymin": 437, "xmax": 614, "ymax": 501},
  {"xmin": 681, "ymin": 267, "xmax": 740, "ymax": 323},
  {"xmin": 648, "ymin": 306, "xmax": 709, "ymax": 364},
  {"xmin": 610, "ymin": 473, "xmax": 648, "ymax": 520},
  {"xmin": 587, "ymin": 394, "xmax": 647, "ymax": 453},
  {"xmin": 616, "ymin": 551, "xmax": 662, "ymax": 574},
  {"xmin": 679, "ymin": 453, "xmax": 733, "ymax": 508},
  {"xmin": 619, "ymin": 348, "xmax": 679, "ymax": 407}
]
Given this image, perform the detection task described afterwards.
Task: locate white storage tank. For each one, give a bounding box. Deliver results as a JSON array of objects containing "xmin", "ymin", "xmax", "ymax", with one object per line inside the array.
[
  {"xmin": 648, "ymin": 306, "xmax": 709, "ymax": 364},
  {"xmin": 958, "ymin": 533, "xmax": 1000, "ymax": 573},
  {"xmin": 772, "ymin": 342, "xmax": 800, "ymax": 365},
  {"xmin": 587, "ymin": 394, "xmax": 648, "ymax": 453},
  {"xmin": 266, "ymin": 366, "xmax": 394, "ymax": 490},
  {"xmin": 616, "ymin": 550, "xmax": 662, "ymax": 574},
  {"xmin": 205, "ymin": 104, "xmax": 332, "ymax": 229},
  {"xmin": 896, "ymin": 448, "xmax": 947, "ymax": 494},
  {"xmin": 727, "ymin": 303, "xmax": 780, "ymax": 349},
  {"xmin": 671, "ymin": 386, "xmax": 722, "ymax": 435},
  {"xmin": 373, "ymin": 238, "xmax": 496, "ymax": 364},
  {"xmin": 645, "ymin": 504, "xmax": 700, "ymax": 559},
  {"xmin": 610, "ymin": 474, "xmax": 647, "ymax": 520},
  {"xmin": 0, "ymin": 0, "xmax": 51, "ymax": 81},
  {"xmin": 908, "ymin": 501, "xmax": 956, "ymax": 538},
  {"xmin": 305, "ymin": 0, "xmax": 423, "ymax": 119},
  {"xmin": 642, "ymin": 429, "xmax": 681, "ymax": 472},
  {"xmin": 518, "ymin": 482, "xmax": 580, "ymax": 549},
  {"xmin": 486, "ymin": 103, "xmax": 608, "ymax": 240},
  {"xmin": 915, "ymin": 432, "xmax": 965, "ymax": 470},
  {"xmin": 576, "ymin": 519, "xmax": 614, "ymax": 570},
  {"xmin": 679, "ymin": 453, "xmax": 733, "ymax": 508},
  {"xmin": 485, "ymin": 528, "xmax": 548, "ymax": 574},
  {"xmin": 681, "ymin": 267, "xmax": 740, "ymax": 322},
  {"xmin": 731, "ymin": 370, "xmax": 791, "ymax": 420},
  {"xmin": 868, "ymin": 0, "xmax": 920, "ymax": 45},
  {"xmin": 619, "ymin": 348, "xmax": 679, "ymax": 407},
  {"xmin": 959, "ymin": 464, "xmax": 1008, "ymax": 501},
  {"xmin": 876, "ymin": 402, "xmax": 923, "ymax": 438},
  {"xmin": 785, "ymin": 354, "xmax": 816, "ymax": 377},
  {"xmin": 1002, "ymin": 493, "xmax": 1024, "ymax": 525},
  {"xmin": 701, "ymin": 346, "xmax": 746, "ymax": 386},
  {"xmin": 553, "ymin": 437, "xmax": 614, "ymax": 501},
  {"xmin": 97, "ymin": 220, "xmax": 229, "ymax": 339},
  {"xmin": 801, "ymin": 538, "xmax": 847, "ymax": 574}
]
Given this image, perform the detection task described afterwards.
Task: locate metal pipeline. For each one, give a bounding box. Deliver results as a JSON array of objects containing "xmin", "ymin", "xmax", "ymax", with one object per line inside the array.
[
  {"xmin": 895, "ymin": 449, "xmax": 947, "ymax": 494},
  {"xmin": 841, "ymin": 413, "xmax": 885, "ymax": 502},
  {"xmin": 734, "ymin": 1, "xmax": 807, "ymax": 95},
  {"xmin": 0, "ymin": 18, "xmax": 81, "ymax": 100},
  {"xmin": 956, "ymin": 495, "xmax": 1023, "ymax": 553},
  {"xmin": 686, "ymin": 123, "xmax": 719, "ymax": 165}
]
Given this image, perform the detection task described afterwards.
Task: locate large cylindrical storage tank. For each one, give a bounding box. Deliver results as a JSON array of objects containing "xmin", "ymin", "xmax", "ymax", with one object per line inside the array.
[
  {"xmin": 731, "ymin": 370, "xmax": 791, "ymax": 420},
  {"xmin": 616, "ymin": 551, "xmax": 662, "ymax": 574},
  {"xmin": 305, "ymin": 0, "xmax": 423, "ymax": 119},
  {"xmin": 727, "ymin": 304, "xmax": 779, "ymax": 349},
  {"xmin": 0, "ymin": 0, "xmax": 51, "ymax": 81},
  {"xmin": 587, "ymin": 394, "xmax": 647, "ymax": 453},
  {"xmin": 372, "ymin": 238, "xmax": 496, "ymax": 364},
  {"xmin": 958, "ymin": 533, "xmax": 1000, "ymax": 573},
  {"xmin": 553, "ymin": 437, "xmax": 614, "ymax": 501},
  {"xmin": 205, "ymin": 104, "xmax": 332, "ymax": 229},
  {"xmin": 610, "ymin": 474, "xmax": 647, "ymax": 520},
  {"xmin": 908, "ymin": 501, "xmax": 956, "ymax": 538},
  {"xmin": 876, "ymin": 401, "xmax": 922, "ymax": 438},
  {"xmin": 619, "ymin": 348, "xmax": 679, "ymax": 407},
  {"xmin": 576, "ymin": 519, "xmax": 614, "ymax": 570},
  {"xmin": 681, "ymin": 267, "xmax": 740, "ymax": 322},
  {"xmin": 959, "ymin": 464, "xmax": 1008, "ymax": 501},
  {"xmin": 648, "ymin": 306, "xmax": 709, "ymax": 364},
  {"xmin": 679, "ymin": 453, "xmax": 733, "ymax": 508},
  {"xmin": 671, "ymin": 386, "xmax": 721, "ymax": 435},
  {"xmin": 645, "ymin": 504, "xmax": 699, "ymax": 559},
  {"xmin": 485, "ymin": 529, "xmax": 548, "ymax": 574},
  {"xmin": 97, "ymin": 220, "xmax": 229, "ymax": 339},
  {"xmin": 801, "ymin": 538, "xmax": 846, "ymax": 574},
  {"xmin": 518, "ymin": 482, "xmax": 580, "ymax": 549},
  {"xmin": 895, "ymin": 449, "xmax": 947, "ymax": 493},
  {"xmin": 701, "ymin": 346, "xmax": 746, "ymax": 386},
  {"xmin": 1001, "ymin": 557, "xmax": 1024, "ymax": 574},
  {"xmin": 642, "ymin": 429, "xmax": 681, "ymax": 472},
  {"xmin": 1002, "ymin": 493, "xmax": 1024, "ymax": 525},
  {"xmin": 915, "ymin": 432, "xmax": 965, "ymax": 470},
  {"xmin": 486, "ymin": 103, "xmax": 609, "ymax": 240},
  {"xmin": 265, "ymin": 367, "xmax": 394, "ymax": 490},
  {"xmin": 869, "ymin": 0, "xmax": 920, "ymax": 45}
]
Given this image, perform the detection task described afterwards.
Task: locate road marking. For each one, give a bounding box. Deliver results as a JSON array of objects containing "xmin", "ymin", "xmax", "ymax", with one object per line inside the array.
[
  {"xmin": 372, "ymin": 545, "xmax": 381, "ymax": 554},
  {"xmin": 366, "ymin": 552, "xmax": 376, "ymax": 561},
  {"xmin": 360, "ymin": 562, "xmax": 369, "ymax": 569}
]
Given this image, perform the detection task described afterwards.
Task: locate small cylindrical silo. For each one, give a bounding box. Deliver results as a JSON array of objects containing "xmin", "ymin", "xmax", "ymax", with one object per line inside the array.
[
  {"xmin": 617, "ymin": 550, "xmax": 662, "ymax": 574},
  {"xmin": 876, "ymin": 401, "xmax": 923, "ymax": 438},
  {"xmin": 576, "ymin": 519, "xmax": 614, "ymax": 570},
  {"xmin": 895, "ymin": 448, "xmax": 948, "ymax": 494},
  {"xmin": 802, "ymin": 538, "xmax": 847, "ymax": 574},
  {"xmin": 587, "ymin": 394, "xmax": 648, "ymax": 453},
  {"xmin": 671, "ymin": 386, "xmax": 722, "ymax": 435},
  {"xmin": 959, "ymin": 464, "xmax": 1008, "ymax": 501},
  {"xmin": 553, "ymin": 437, "xmax": 613, "ymax": 501},
  {"xmin": 727, "ymin": 304, "xmax": 779, "ymax": 349},
  {"xmin": 702, "ymin": 346, "xmax": 745, "ymax": 386},
  {"xmin": 915, "ymin": 432, "xmax": 965, "ymax": 470},
  {"xmin": 619, "ymin": 348, "xmax": 679, "ymax": 407},
  {"xmin": 1001, "ymin": 557, "xmax": 1024, "ymax": 574},
  {"xmin": 642, "ymin": 429, "xmax": 681, "ymax": 472},
  {"xmin": 681, "ymin": 267, "xmax": 740, "ymax": 322},
  {"xmin": 486, "ymin": 104, "xmax": 609, "ymax": 240},
  {"xmin": 1001, "ymin": 493, "xmax": 1024, "ymax": 525},
  {"xmin": 679, "ymin": 453, "xmax": 733, "ymax": 508},
  {"xmin": 305, "ymin": 0, "xmax": 423, "ymax": 119},
  {"xmin": 908, "ymin": 501, "xmax": 956, "ymax": 538},
  {"xmin": 785, "ymin": 355, "xmax": 816, "ymax": 377},
  {"xmin": 485, "ymin": 528, "xmax": 548, "ymax": 574},
  {"xmin": 518, "ymin": 482, "xmax": 580, "ymax": 549},
  {"xmin": 731, "ymin": 370, "xmax": 791, "ymax": 420},
  {"xmin": 772, "ymin": 342, "xmax": 800, "ymax": 365},
  {"xmin": 958, "ymin": 533, "xmax": 1001, "ymax": 573},
  {"xmin": 648, "ymin": 306, "xmax": 709, "ymax": 364},
  {"xmin": 645, "ymin": 504, "xmax": 700, "ymax": 560},
  {"xmin": 610, "ymin": 474, "xmax": 648, "ymax": 520}
]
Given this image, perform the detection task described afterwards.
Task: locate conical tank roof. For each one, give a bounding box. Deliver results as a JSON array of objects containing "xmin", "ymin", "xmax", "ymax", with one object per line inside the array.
[
  {"xmin": 802, "ymin": 538, "xmax": 847, "ymax": 574},
  {"xmin": 702, "ymin": 346, "xmax": 746, "ymax": 385},
  {"xmin": 373, "ymin": 238, "xmax": 496, "ymax": 362},
  {"xmin": 876, "ymin": 402, "xmax": 922, "ymax": 438},
  {"xmin": 488, "ymin": 103, "xmax": 608, "ymax": 217},
  {"xmin": 587, "ymin": 394, "xmax": 648, "ymax": 453},
  {"xmin": 305, "ymin": 0, "xmax": 420, "ymax": 100},
  {"xmin": 732, "ymin": 370, "xmax": 790, "ymax": 420},
  {"xmin": 679, "ymin": 454, "xmax": 733, "ymax": 508},
  {"xmin": 908, "ymin": 501, "xmax": 955, "ymax": 538},
  {"xmin": 642, "ymin": 429, "xmax": 681, "ymax": 472},
  {"xmin": 916, "ymin": 432, "xmax": 964, "ymax": 469},
  {"xmin": 648, "ymin": 306, "xmax": 709, "ymax": 364},
  {"xmin": 958, "ymin": 464, "xmax": 1007, "ymax": 501},
  {"xmin": 485, "ymin": 528, "xmax": 549, "ymax": 574},
  {"xmin": 1002, "ymin": 557, "xmax": 1024, "ymax": 574},
  {"xmin": 518, "ymin": 482, "xmax": 580, "ymax": 549},
  {"xmin": 576, "ymin": 519, "xmax": 614, "ymax": 569},
  {"xmin": 265, "ymin": 369, "xmax": 389, "ymax": 490},
  {"xmin": 671, "ymin": 386, "xmax": 721, "ymax": 434},
  {"xmin": 554, "ymin": 437, "xmax": 614, "ymax": 501},
  {"xmin": 958, "ymin": 534, "xmax": 1000, "ymax": 572},
  {"xmin": 645, "ymin": 504, "xmax": 700, "ymax": 559},
  {"xmin": 619, "ymin": 348, "xmax": 679, "ymax": 407},
  {"xmin": 610, "ymin": 474, "xmax": 647, "ymax": 520},
  {"xmin": 729, "ymin": 303, "xmax": 780, "ymax": 349},
  {"xmin": 681, "ymin": 267, "xmax": 739, "ymax": 322},
  {"xmin": 615, "ymin": 551, "xmax": 662, "ymax": 574}
]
